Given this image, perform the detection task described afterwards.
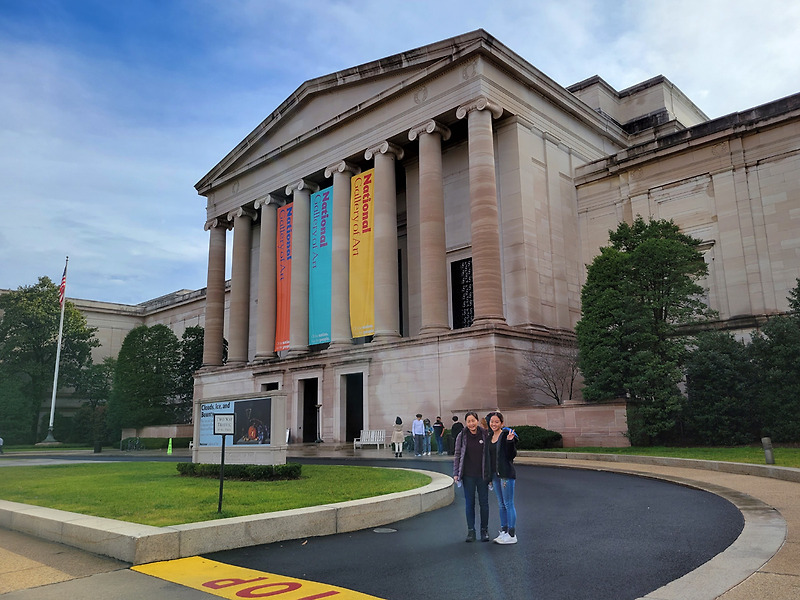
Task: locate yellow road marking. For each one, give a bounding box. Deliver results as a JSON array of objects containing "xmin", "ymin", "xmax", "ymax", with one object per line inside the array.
[{"xmin": 133, "ymin": 556, "xmax": 385, "ymax": 599}]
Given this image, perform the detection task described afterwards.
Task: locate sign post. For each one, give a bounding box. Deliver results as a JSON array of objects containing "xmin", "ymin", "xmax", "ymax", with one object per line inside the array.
[{"xmin": 214, "ymin": 413, "xmax": 235, "ymax": 513}]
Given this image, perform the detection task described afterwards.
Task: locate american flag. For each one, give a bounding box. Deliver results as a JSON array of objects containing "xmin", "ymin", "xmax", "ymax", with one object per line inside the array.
[{"xmin": 58, "ymin": 262, "xmax": 67, "ymax": 306}]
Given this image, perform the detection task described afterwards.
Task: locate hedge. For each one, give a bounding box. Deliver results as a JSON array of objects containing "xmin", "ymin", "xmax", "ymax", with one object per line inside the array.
[
  {"xmin": 511, "ymin": 425, "xmax": 563, "ymax": 449},
  {"xmin": 176, "ymin": 462, "xmax": 302, "ymax": 481}
]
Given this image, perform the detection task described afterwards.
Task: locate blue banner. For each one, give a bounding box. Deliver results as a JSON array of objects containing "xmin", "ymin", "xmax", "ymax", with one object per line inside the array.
[{"xmin": 309, "ymin": 186, "xmax": 333, "ymax": 344}]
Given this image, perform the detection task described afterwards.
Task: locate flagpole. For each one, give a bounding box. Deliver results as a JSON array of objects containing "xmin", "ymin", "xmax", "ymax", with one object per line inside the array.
[{"xmin": 43, "ymin": 256, "xmax": 68, "ymax": 444}]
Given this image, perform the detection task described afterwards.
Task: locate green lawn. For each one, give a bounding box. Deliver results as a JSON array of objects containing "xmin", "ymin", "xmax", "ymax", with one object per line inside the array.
[
  {"xmin": 537, "ymin": 446, "xmax": 800, "ymax": 468},
  {"xmin": 0, "ymin": 462, "xmax": 430, "ymax": 527}
]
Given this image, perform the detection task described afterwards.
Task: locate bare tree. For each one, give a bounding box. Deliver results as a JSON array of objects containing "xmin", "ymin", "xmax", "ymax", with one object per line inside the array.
[{"xmin": 520, "ymin": 342, "xmax": 579, "ymax": 405}]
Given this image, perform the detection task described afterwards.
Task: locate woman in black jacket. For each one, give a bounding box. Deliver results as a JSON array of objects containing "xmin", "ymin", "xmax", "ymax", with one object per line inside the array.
[
  {"xmin": 453, "ymin": 411, "xmax": 491, "ymax": 542},
  {"xmin": 487, "ymin": 411, "xmax": 518, "ymax": 544}
]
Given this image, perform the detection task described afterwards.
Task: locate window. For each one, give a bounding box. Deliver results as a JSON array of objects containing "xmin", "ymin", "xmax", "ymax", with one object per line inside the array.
[{"xmin": 451, "ymin": 258, "xmax": 474, "ymax": 329}]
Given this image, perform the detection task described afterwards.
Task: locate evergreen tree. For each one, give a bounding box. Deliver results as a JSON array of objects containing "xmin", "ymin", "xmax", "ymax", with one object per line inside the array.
[
  {"xmin": 576, "ymin": 217, "xmax": 713, "ymax": 445},
  {"xmin": 0, "ymin": 277, "xmax": 98, "ymax": 442},
  {"xmin": 749, "ymin": 282, "xmax": 800, "ymax": 442},
  {"xmin": 107, "ymin": 324, "xmax": 180, "ymax": 435},
  {"xmin": 684, "ymin": 331, "xmax": 755, "ymax": 445},
  {"xmin": 175, "ymin": 326, "xmax": 204, "ymax": 424}
]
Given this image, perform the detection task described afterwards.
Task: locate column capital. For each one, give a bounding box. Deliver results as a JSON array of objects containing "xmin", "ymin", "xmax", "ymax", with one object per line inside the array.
[
  {"xmin": 254, "ymin": 194, "xmax": 286, "ymax": 210},
  {"xmin": 408, "ymin": 119, "xmax": 451, "ymax": 142},
  {"xmin": 227, "ymin": 206, "xmax": 257, "ymax": 222},
  {"xmin": 456, "ymin": 96, "xmax": 503, "ymax": 120},
  {"xmin": 285, "ymin": 179, "xmax": 319, "ymax": 196},
  {"xmin": 365, "ymin": 140, "xmax": 404, "ymax": 161},
  {"xmin": 204, "ymin": 217, "xmax": 233, "ymax": 231},
  {"xmin": 324, "ymin": 160, "xmax": 361, "ymax": 179}
]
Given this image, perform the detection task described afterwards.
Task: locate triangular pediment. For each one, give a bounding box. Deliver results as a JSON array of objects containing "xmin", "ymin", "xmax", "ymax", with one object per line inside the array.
[{"xmin": 196, "ymin": 30, "xmax": 491, "ymax": 193}]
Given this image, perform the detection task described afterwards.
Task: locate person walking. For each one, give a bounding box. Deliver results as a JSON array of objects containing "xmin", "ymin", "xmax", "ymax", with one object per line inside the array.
[
  {"xmin": 0, "ymin": 435, "xmax": 3, "ymax": 454},
  {"xmin": 412, "ymin": 414, "xmax": 425, "ymax": 456},
  {"xmin": 449, "ymin": 416, "xmax": 463, "ymax": 455},
  {"xmin": 433, "ymin": 416, "xmax": 445, "ymax": 455},
  {"xmin": 487, "ymin": 411, "xmax": 518, "ymax": 544},
  {"xmin": 391, "ymin": 417, "xmax": 405, "ymax": 458},
  {"xmin": 453, "ymin": 411, "xmax": 491, "ymax": 542}
]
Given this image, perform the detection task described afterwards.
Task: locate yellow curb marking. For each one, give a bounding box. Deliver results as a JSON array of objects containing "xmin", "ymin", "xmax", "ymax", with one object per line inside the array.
[{"xmin": 133, "ymin": 556, "xmax": 385, "ymax": 599}]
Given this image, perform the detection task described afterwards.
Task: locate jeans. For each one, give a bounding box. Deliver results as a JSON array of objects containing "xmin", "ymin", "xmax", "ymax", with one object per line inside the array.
[
  {"xmin": 435, "ymin": 434, "xmax": 445, "ymax": 454},
  {"xmin": 423, "ymin": 436, "xmax": 431, "ymax": 454},
  {"xmin": 492, "ymin": 476, "xmax": 517, "ymax": 530},
  {"xmin": 413, "ymin": 434, "xmax": 424, "ymax": 455},
  {"xmin": 462, "ymin": 476, "xmax": 489, "ymax": 531}
]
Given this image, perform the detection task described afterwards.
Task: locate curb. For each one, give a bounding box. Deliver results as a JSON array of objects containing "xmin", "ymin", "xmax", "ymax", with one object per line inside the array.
[
  {"xmin": 0, "ymin": 468, "xmax": 453, "ymax": 565},
  {"xmin": 518, "ymin": 451, "xmax": 800, "ymax": 483}
]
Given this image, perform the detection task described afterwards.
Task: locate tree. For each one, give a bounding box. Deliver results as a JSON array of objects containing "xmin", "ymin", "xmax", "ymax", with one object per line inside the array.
[
  {"xmin": 107, "ymin": 324, "xmax": 180, "ymax": 435},
  {"xmin": 175, "ymin": 326, "xmax": 204, "ymax": 424},
  {"xmin": 72, "ymin": 357, "xmax": 116, "ymax": 444},
  {"xmin": 684, "ymin": 331, "xmax": 756, "ymax": 445},
  {"xmin": 575, "ymin": 217, "xmax": 713, "ymax": 445},
  {"xmin": 0, "ymin": 277, "xmax": 98, "ymax": 442},
  {"xmin": 520, "ymin": 341, "xmax": 579, "ymax": 405},
  {"xmin": 748, "ymin": 283, "xmax": 800, "ymax": 442}
]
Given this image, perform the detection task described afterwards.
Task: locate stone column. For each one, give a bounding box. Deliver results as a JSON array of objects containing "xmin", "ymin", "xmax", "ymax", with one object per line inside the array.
[
  {"xmin": 285, "ymin": 179, "xmax": 319, "ymax": 356},
  {"xmin": 227, "ymin": 207, "xmax": 256, "ymax": 364},
  {"xmin": 456, "ymin": 97, "xmax": 506, "ymax": 325},
  {"xmin": 365, "ymin": 141, "xmax": 404, "ymax": 339},
  {"xmin": 202, "ymin": 218, "xmax": 231, "ymax": 366},
  {"xmin": 324, "ymin": 161, "xmax": 360, "ymax": 347},
  {"xmin": 254, "ymin": 195, "xmax": 284, "ymax": 359},
  {"xmin": 409, "ymin": 120, "xmax": 451, "ymax": 333}
]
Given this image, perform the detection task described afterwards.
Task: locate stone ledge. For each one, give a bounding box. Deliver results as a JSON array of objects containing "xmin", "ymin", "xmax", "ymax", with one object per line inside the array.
[{"xmin": 0, "ymin": 468, "xmax": 453, "ymax": 565}]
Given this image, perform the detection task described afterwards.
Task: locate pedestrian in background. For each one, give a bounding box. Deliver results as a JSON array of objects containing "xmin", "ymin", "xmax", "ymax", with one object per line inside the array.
[
  {"xmin": 412, "ymin": 413, "xmax": 425, "ymax": 456},
  {"xmin": 449, "ymin": 416, "xmax": 464, "ymax": 455},
  {"xmin": 453, "ymin": 411, "xmax": 491, "ymax": 542},
  {"xmin": 391, "ymin": 417, "xmax": 405, "ymax": 458},
  {"xmin": 0, "ymin": 435, "xmax": 4, "ymax": 454},
  {"xmin": 487, "ymin": 411, "xmax": 518, "ymax": 544},
  {"xmin": 433, "ymin": 416, "xmax": 445, "ymax": 455},
  {"xmin": 423, "ymin": 418, "xmax": 433, "ymax": 455}
]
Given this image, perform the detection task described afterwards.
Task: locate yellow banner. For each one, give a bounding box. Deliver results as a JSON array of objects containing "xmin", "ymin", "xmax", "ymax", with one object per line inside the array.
[
  {"xmin": 349, "ymin": 168, "xmax": 374, "ymax": 337},
  {"xmin": 133, "ymin": 556, "xmax": 384, "ymax": 599}
]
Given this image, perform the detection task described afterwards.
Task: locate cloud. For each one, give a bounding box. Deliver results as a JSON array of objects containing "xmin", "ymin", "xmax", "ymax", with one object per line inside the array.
[{"xmin": 2, "ymin": 0, "xmax": 800, "ymax": 305}]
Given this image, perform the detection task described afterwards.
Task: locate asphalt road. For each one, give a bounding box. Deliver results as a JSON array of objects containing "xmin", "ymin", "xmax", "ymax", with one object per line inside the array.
[{"xmin": 208, "ymin": 457, "xmax": 744, "ymax": 600}]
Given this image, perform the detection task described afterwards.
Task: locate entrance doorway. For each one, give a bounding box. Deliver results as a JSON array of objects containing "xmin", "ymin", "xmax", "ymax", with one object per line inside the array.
[
  {"xmin": 344, "ymin": 373, "xmax": 363, "ymax": 442},
  {"xmin": 301, "ymin": 378, "xmax": 319, "ymax": 443}
]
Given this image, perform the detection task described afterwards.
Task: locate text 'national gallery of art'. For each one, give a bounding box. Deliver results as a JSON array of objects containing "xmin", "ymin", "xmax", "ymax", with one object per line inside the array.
[{"xmin": 60, "ymin": 30, "xmax": 800, "ymax": 461}]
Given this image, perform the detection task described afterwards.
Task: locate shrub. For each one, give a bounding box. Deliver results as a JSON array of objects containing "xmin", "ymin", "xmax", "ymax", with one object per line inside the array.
[
  {"xmin": 512, "ymin": 425, "xmax": 563, "ymax": 449},
  {"xmin": 176, "ymin": 462, "xmax": 302, "ymax": 481}
]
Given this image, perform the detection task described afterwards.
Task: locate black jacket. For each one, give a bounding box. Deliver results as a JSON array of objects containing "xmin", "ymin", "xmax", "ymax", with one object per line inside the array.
[{"xmin": 489, "ymin": 430, "xmax": 518, "ymax": 479}]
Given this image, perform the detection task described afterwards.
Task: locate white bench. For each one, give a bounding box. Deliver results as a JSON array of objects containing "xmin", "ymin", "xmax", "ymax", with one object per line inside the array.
[{"xmin": 353, "ymin": 429, "xmax": 386, "ymax": 450}]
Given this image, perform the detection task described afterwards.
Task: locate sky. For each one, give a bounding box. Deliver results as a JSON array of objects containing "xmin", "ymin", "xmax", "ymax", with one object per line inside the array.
[{"xmin": 2, "ymin": 0, "xmax": 800, "ymax": 305}]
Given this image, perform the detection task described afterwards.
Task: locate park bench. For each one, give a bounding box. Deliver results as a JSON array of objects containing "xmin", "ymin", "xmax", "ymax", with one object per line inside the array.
[{"xmin": 353, "ymin": 429, "xmax": 386, "ymax": 450}]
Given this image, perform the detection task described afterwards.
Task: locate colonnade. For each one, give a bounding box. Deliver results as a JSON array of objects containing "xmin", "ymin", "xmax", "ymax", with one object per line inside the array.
[{"xmin": 202, "ymin": 97, "xmax": 507, "ymax": 366}]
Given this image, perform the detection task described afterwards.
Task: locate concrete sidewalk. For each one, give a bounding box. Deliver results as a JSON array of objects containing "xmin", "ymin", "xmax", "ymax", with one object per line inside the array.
[{"xmin": 1, "ymin": 449, "xmax": 799, "ymax": 599}]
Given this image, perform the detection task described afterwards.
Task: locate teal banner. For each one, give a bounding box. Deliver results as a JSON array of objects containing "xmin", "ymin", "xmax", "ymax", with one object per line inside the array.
[{"xmin": 309, "ymin": 186, "xmax": 332, "ymax": 344}]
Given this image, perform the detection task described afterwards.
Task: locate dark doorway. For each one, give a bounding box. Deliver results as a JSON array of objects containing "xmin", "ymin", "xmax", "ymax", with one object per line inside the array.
[
  {"xmin": 302, "ymin": 378, "xmax": 319, "ymax": 443},
  {"xmin": 344, "ymin": 373, "xmax": 363, "ymax": 442}
]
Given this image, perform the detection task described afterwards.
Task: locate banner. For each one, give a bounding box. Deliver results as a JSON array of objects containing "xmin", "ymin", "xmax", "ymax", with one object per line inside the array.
[
  {"xmin": 349, "ymin": 168, "xmax": 375, "ymax": 337},
  {"xmin": 309, "ymin": 186, "xmax": 333, "ymax": 344},
  {"xmin": 275, "ymin": 204, "xmax": 292, "ymax": 352}
]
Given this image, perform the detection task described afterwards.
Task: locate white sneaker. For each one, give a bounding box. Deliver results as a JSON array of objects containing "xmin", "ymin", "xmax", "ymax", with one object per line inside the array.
[
  {"xmin": 493, "ymin": 531, "xmax": 508, "ymax": 543},
  {"xmin": 497, "ymin": 533, "xmax": 517, "ymax": 545}
]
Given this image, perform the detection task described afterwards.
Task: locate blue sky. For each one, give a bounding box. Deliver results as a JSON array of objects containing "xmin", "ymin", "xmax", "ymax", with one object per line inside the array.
[{"xmin": 2, "ymin": 0, "xmax": 800, "ymax": 305}]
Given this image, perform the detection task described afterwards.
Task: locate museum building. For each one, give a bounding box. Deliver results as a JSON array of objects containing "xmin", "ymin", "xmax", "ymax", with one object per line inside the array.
[{"xmin": 189, "ymin": 29, "xmax": 799, "ymax": 453}]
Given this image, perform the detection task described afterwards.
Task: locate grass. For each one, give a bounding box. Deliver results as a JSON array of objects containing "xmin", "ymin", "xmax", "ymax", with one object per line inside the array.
[
  {"xmin": 0, "ymin": 462, "xmax": 431, "ymax": 527},
  {"xmin": 537, "ymin": 446, "xmax": 800, "ymax": 468}
]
